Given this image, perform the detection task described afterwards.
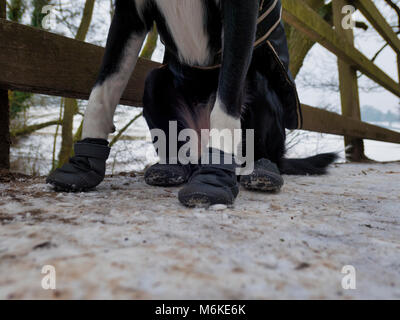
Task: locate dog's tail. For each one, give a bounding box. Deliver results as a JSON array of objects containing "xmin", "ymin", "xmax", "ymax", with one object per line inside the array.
[{"xmin": 278, "ymin": 153, "xmax": 338, "ymax": 175}]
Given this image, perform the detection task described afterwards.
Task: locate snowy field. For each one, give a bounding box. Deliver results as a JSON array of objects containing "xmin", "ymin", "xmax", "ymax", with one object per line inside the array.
[
  {"xmin": 0, "ymin": 162, "xmax": 399, "ymax": 299},
  {"xmin": 10, "ymin": 105, "xmax": 400, "ymax": 176}
]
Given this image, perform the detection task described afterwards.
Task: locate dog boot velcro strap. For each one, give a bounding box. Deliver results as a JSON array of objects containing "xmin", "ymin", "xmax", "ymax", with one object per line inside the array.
[
  {"xmin": 74, "ymin": 142, "xmax": 110, "ymax": 160},
  {"xmin": 240, "ymin": 158, "xmax": 284, "ymax": 192},
  {"xmin": 46, "ymin": 139, "xmax": 110, "ymax": 192},
  {"xmin": 255, "ymin": 158, "xmax": 280, "ymax": 174},
  {"xmin": 178, "ymin": 148, "xmax": 239, "ymax": 207}
]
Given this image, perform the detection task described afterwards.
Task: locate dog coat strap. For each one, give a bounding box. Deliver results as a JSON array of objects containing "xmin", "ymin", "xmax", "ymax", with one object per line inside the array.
[
  {"xmin": 74, "ymin": 143, "xmax": 111, "ymax": 160},
  {"xmin": 254, "ymin": 0, "xmax": 282, "ymax": 50},
  {"xmin": 258, "ymin": 0, "xmax": 279, "ymax": 24}
]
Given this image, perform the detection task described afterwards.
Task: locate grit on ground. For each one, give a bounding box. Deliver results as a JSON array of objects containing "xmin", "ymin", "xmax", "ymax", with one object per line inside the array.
[{"xmin": 0, "ymin": 162, "xmax": 399, "ymax": 299}]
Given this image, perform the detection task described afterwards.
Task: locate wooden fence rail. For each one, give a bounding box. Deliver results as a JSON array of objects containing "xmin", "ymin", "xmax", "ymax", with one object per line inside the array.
[
  {"xmin": 0, "ymin": 20, "xmax": 158, "ymax": 106},
  {"xmin": 350, "ymin": 0, "xmax": 400, "ymax": 55},
  {"xmin": 282, "ymin": 0, "xmax": 400, "ymax": 98},
  {"xmin": 1, "ymin": 0, "xmax": 400, "ymax": 170}
]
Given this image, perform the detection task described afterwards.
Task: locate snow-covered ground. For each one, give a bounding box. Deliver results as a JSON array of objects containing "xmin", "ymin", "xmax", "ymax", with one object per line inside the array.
[
  {"xmin": 0, "ymin": 162, "xmax": 399, "ymax": 299},
  {"xmin": 10, "ymin": 105, "xmax": 400, "ymax": 176}
]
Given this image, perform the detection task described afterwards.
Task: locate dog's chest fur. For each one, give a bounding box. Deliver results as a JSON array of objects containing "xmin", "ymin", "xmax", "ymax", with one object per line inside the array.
[{"xmin": 136, "ymin": 0, "xmax": 221, "ymax": 66}]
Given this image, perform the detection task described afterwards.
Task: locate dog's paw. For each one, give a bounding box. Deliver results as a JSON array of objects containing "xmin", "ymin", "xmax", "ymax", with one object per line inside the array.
[{"xmin": 47, "ymin": 139, "xmax": 110, "ymax": 192}]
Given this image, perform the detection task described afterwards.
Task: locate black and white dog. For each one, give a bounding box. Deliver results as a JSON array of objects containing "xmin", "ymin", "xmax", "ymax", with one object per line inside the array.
[{"xmin": 47, "ymin": 0, "xmax": 337, "ymax": 207}]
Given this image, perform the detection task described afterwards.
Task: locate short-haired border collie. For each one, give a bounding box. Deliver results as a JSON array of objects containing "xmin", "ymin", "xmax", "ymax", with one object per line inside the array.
[{"xmin": 47, "ymin": 0, "xmax": 337, "ymax": 208}]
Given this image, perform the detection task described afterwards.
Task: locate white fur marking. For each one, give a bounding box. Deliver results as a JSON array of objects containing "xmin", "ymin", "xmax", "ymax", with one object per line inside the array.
[
  {"xmin": 208, "ymin": 98, "xmax": 242, "ymax": 155},
  {"xmin": 155, "ymin": 0, "xmax": 211, "ymax": 66},
  {"xmin": 82, "ymin": 34, "xmax": 146, "ymax": 139}
]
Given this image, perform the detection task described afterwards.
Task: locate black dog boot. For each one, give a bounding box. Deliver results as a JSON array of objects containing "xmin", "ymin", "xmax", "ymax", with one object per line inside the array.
[
  {"xmin": 46, "ymin": 138, "xmax": 110, "ymax": 192},
  {"xmin": 178, "ymin": 148, "xmax": 239, "ymax": 208},
  {"xmin": 144, "ymin": 163, "xmax": 193, "ymax": 187},
  {"xmin": 240, "ymin": 158, "xmax": 284, "ymax": 192}
]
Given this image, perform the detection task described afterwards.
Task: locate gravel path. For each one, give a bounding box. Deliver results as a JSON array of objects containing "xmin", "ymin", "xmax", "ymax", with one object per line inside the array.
[{"xmin": 0, "ymin": 162, "xmax": 399, "ymax": 299}]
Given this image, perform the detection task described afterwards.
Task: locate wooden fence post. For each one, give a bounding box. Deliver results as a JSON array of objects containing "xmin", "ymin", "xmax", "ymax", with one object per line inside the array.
[
  {"xmin": 0, "ymin": 0, "xmax": 10, "ymax": 170},
  {"xmin": 332, "ymin": 0, "xmax": 367, "ymax": 161}
]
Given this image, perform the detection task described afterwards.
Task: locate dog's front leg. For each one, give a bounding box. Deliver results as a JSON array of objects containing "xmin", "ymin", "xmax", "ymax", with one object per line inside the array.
[
  {"xmin": 47, "ymin": 2, "xmax": 148, "ymax": 192},
  {"xmin": 178, "ymin": 0, "xmax": 259, "ymax": 207},
  {"xmin": 82, "ymin": 15, "xmax": 147, "ymax": 140},
  {"xmin": 209, "ymin": 0, "xmax": 258, "ymax": 154}
]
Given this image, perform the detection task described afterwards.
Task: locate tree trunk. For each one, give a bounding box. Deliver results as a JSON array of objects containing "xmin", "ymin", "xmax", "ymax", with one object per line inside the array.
[
  {"xmin": 31, "ymin": 0, "xmax": 51, "ymax": 28},
  {"xmin": 75, "ymin": 0, "xmax": 96, "ymax": 42},
  {"xmin": 140, "ymin": 23, "xmax": 158, "ymax": 59},
  {"xmin": 58, "ymin": 0, "xmax": 95, "ymax": 167},
  {"xmin": 58, "ymin": 98, "xmax": 78, "ymax": 166},
  {"xmin": 8, "ymin": 0, "xmax": 25, "ymax": 21},
  {"xmin": 285, "ymin": 0, "xmax": 331, "ymax": 78}
]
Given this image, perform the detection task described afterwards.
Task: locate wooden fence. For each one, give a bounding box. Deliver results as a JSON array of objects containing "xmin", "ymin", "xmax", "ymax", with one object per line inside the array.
[{"xmin": 1, "ymin": 0, "xmax": 400, "ymax": 169}]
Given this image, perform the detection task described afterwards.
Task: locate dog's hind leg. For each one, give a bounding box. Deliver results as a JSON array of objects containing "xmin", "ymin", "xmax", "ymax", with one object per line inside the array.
[
  {"xmin": 142, "ymin": 66, "xmax": 215, "ymax": 187},
  {"xmin": 241, "ymin": 71, "xmax": 286, "ymax": 164},
  {"xmin": 239, "ymin": 71, "xmax": 286, "ymax": 192},
  {"xmin": 47, "ymin": 1, "xmax": 149, "ymax": 192},
  {"xmin": 142, "ymin": 67, "xmax": 194, "ymax": 186}
]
